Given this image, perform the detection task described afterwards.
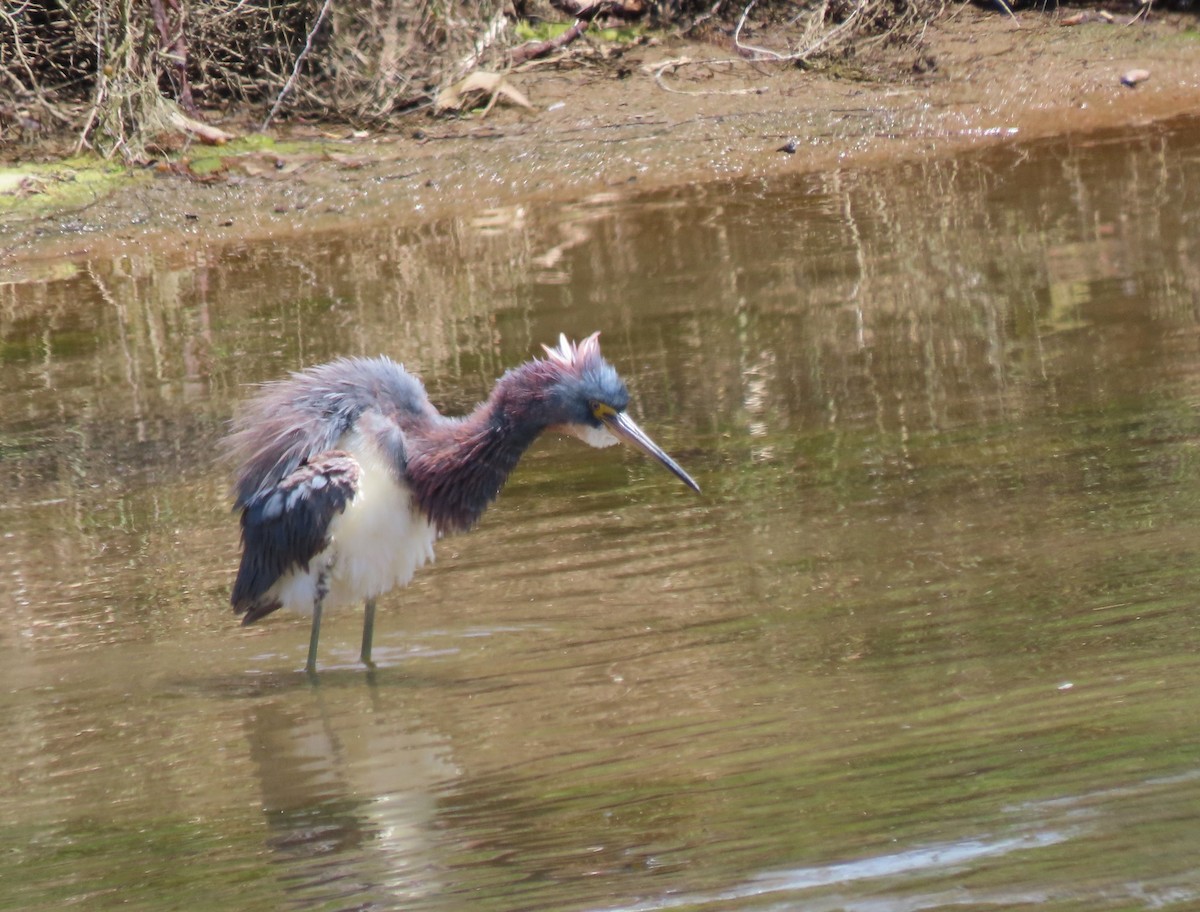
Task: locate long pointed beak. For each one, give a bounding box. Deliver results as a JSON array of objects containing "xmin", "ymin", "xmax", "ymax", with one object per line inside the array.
[{"xmin": 602, "ymin": 411, "xmax": 701, "ymax": 493}]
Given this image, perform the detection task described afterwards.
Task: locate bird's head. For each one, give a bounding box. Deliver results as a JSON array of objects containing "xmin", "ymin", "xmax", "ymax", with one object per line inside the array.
[{"xmin": 540, "ymin": 333, "xmax": 700, "ymax": 493}]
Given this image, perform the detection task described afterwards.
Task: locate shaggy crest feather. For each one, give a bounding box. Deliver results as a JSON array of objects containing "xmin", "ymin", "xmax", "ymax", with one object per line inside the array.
[{"xmin": 542, "ymin": 331, "xmax": 602, "ymax": 370}]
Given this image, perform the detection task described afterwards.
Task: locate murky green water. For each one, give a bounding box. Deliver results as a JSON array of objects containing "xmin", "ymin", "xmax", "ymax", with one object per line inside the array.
[{"xmin": 3, "ymin": 119, "xmax": 1200, "ymax": 912}]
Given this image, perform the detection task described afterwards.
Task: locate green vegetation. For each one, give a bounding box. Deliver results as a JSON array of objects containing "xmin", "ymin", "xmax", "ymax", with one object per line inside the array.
[{"xmin": 0, "ymin": 159, "xmax": 134, "ymax": 215}]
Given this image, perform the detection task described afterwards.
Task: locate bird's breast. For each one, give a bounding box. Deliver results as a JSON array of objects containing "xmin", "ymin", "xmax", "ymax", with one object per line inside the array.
[{"xmin": 323, "ymin": 430, "xmax": 437, "ymax": 608}]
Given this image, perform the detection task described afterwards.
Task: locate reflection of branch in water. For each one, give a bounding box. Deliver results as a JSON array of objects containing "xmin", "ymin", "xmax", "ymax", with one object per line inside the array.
[
  {"xmin": 87, "ymin": 262, "xmax": 145, "ymax": 430},
  {"xmin": 531, "ymin": 220, "xmax": 592, "ymax": 271}
]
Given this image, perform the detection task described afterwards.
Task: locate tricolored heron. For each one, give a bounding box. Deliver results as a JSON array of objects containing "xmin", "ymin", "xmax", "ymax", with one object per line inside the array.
[{"xmin": 226, "ymin": 333, "xmax": 700, "ymax": 673}]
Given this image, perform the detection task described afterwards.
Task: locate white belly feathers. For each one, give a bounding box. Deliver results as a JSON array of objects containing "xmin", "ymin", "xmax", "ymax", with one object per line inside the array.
[{"xmin": 271, "ymin": 427, "xmax": 437, "ymax": 616}]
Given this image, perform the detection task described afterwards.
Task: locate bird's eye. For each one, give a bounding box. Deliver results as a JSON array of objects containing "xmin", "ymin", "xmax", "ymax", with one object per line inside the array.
[{"xmin": 591, "ymin": 400, "xmax": 616, "ymax": 421}]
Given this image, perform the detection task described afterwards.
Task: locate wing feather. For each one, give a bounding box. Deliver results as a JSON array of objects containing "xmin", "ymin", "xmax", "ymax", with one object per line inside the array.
[{"xmin": 232, "ymin": 452, "xmax": 360, "ymax": 624}]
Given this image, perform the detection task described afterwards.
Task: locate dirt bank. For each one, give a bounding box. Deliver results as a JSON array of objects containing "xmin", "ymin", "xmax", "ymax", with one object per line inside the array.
[{"xmin": 2, "ymin": 7, "xmax": 1199, "ymax": 268}]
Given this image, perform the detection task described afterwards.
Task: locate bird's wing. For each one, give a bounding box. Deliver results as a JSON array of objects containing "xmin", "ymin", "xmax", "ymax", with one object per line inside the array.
[
  {"xmin": 232, "ymin": 452, "xmax": 360, "ymax": 624},
  {"xmin": 225, "ymin": 356, "xmax": 434, "ymax": 508}
]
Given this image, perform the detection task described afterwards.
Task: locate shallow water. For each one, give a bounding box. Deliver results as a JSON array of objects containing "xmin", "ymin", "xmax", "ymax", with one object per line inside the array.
[{"xmin": 3, "ymin": 118, "xmax": 1200, "ymax": 912}]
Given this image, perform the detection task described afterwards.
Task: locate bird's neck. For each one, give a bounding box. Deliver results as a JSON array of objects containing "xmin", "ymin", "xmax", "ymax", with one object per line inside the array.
[{"xmin": 405, "ymin": 362, "xmax": 557, "ymax": 533}]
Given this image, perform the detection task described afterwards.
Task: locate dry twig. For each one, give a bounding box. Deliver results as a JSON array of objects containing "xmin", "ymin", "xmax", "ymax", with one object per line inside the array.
[
  {"xmin": 262, "ymin": 0, "xmax": 333, "ymax": 129},
  {"xmin": 648, "ymin": 56, "xmax": 768, "ymax": 95},
  {"xmin": 733, "ymin": 0, "xmax": 870, "ymax": 62}
]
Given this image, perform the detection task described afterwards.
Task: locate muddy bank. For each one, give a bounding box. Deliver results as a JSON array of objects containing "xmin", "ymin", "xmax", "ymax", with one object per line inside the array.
[{"xmin": 2, "ymin": 8, "xmax": 1199, "ymax": 268}]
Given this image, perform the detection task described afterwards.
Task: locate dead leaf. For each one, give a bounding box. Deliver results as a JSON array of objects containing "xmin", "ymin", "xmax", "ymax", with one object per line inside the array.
[{"xmin": 435, "ymin": 71, "xmax": 533, "ymax": 115}]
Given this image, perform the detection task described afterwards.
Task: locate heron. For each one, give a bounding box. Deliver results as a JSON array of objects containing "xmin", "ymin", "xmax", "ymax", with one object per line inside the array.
[{"xmin": 226, "ymin": 332, "xmax": 700, "ymax": 673}]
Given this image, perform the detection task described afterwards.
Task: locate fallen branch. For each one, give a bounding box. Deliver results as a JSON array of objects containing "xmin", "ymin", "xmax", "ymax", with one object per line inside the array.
[
  {"xmin": 510, "ymin": 21, "xmax": 591, "ymax": 66},
  {"xmin": 509, "ymin": 2, "xmax": 610, "ymax": 67},
  {"xmin": 166, "ymin": 108, "xmax": 234, "ymax": 145}
]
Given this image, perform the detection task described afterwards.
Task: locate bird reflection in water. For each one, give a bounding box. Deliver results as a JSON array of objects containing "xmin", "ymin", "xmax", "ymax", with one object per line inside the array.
[{"xmin": 245, "ymin": 696, "xmax": 454, "ymax": 907}]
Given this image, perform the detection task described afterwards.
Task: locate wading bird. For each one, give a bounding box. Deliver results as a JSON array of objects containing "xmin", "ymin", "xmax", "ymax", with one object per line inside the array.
[{"xmin": 226, "ymin": 333, "xmax": 700, "ymax": 673}]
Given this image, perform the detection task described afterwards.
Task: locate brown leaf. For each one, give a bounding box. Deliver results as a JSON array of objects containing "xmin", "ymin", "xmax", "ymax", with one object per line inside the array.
[{"xmin": 435, "ymin": 71, "xmax": 533, "ymax": 114}]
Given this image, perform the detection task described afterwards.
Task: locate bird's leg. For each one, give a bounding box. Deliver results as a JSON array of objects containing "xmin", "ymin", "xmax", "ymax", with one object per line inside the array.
[
  {"xmin": 360, "ymin": 598, "xmax": 377, "ymax": 667},
  {"xmin": 306, "ymin": 598, "xmax": 324, "ymax": 676}
]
